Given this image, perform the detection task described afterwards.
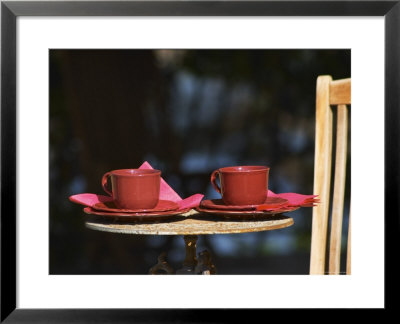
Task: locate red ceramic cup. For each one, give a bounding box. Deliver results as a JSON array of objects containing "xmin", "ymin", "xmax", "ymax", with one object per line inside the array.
[
  {"xmin": 210, "ymin": 166, "xmax": 270, "ymax": 206},
  {"xmin": 101, "ymin": 169, "xmax": 161, "ymax": 209}
]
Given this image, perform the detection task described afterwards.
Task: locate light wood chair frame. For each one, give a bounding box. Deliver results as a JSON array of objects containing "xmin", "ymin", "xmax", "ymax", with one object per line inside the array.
[{"xmin": 310, "ymin": 75, "xmax": 351, "ymax": 275}]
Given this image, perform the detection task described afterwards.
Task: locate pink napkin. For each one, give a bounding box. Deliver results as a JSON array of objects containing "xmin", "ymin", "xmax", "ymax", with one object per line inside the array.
[
  {"xmin": 69, "ymin": 161, "xmax": 204, "ymax": 211},
  {"xmin": 267, "ymin": 190, "xmax": 319, "ymax": 206},
  {"xmin": 256, "ymin": 190, "xmax": 319, "ymax": 211}
]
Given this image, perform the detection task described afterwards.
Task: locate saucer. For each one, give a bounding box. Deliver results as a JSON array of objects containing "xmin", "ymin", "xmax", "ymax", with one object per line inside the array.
[
  {"xmin": 92, "ymin": 199, "xmax": 179, "ymax": 213},
  {"xmin": 195, "ymin": 205, "xmax": 299, "ymax": 219},
  {"xmin": 83, "ymin": 206, "xmax": 191, "ymax": 220},
  {"xmin": 200, "ymin": 196, "xmax": 288, "ymax": 211}
]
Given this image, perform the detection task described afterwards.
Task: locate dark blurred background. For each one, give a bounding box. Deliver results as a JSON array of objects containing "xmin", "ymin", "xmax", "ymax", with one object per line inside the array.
[{"xmin": 49, "ymin": 49, "xmax": 351, "ymax": 275}]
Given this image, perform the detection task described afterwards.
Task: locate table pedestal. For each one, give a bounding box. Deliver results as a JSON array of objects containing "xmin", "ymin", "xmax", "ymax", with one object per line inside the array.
[
  {"xmin": 85, "ymin": 212, "xmax": 294, "ymax": 275},
  {"xmin": 176, "ymin": 235, "xmax": 199, "ymax": 274},
  {"xmin": 149, "ymin": 235, "xmax": 217, "ymax": 275}
]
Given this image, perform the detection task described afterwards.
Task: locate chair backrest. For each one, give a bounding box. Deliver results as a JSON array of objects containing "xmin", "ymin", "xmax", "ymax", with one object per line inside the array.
[{"xmin": 310, "ymin": 75, "xmax": 351, "ymax": 275}]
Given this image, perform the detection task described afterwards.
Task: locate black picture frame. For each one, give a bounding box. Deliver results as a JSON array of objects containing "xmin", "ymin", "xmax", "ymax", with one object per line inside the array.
[{"xmin": 1, "ymin": 0, "xmax": 398, "ymax": 321}]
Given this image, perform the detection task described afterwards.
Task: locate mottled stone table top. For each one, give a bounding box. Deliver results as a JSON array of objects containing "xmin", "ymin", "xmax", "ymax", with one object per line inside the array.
[{"xmin": 85, "ymin": 209, "xmax": 294, "ymax": 235}]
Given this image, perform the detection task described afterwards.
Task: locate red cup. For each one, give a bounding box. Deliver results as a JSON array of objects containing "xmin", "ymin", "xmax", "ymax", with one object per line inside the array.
[
  {"xmin": 210, "ymin": 166, "xmax": 270, "ymax": 206},
  {"xmin": 101, "ymin": 169, "xmax": 161, "ymax": 209}
]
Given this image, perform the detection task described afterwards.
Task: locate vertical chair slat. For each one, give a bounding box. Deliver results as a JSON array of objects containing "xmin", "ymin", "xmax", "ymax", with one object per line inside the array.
[
  {"xmin": 346, "ymin": 209, "xmax": 351, "ymax": 274},
  {"xmin": 328, "ymin": 104, "xmax": 348, "ymax": 274},
  {"xmin": 310, "ymin": 75, "xmax": 333, "ymax": 275}
]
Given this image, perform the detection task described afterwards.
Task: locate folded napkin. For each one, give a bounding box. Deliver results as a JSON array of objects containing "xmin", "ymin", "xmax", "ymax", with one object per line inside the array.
[
  {"xmin": 267, "ymin": 190, "xmax": 319, "ymax": 206},
  {"xmin": 69, "ymin": 161, "xmax": 204, "ymax": 211},
  {"xmin": 256, "ymin": 190, "xmax": 319, "ymax": 211}
]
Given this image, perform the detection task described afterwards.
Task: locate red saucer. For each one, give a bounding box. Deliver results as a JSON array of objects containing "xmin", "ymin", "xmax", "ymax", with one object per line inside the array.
[
  {"xmin": 83, "ymin": 206, "xmax": 191, "ymax": 220},
  {"xmin": 92, "ymin": 199, "xmax": 179, "ymax": 213},
  {"xmin": 195, "ymin": 205, "xmax": 299, "ymax": 219},
  {"xmin": 200, "ymin": 196, "xmax": 288, "ymax": 211}
]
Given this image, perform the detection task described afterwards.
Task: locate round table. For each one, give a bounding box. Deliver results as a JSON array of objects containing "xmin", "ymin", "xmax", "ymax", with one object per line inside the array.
[{"xmin": 85, "ymin": 210, "xmax": 294, "ymax": 274}]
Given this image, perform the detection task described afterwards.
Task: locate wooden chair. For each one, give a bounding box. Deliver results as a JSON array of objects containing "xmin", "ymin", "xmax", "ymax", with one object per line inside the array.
[{"xmin": 310, "ymin": 75, "xmax": 351, "ymax": 275}]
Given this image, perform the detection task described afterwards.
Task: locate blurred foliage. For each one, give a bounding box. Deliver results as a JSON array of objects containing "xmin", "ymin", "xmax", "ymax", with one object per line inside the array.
[{"xmin": 50, "ymin": 49, "xmax": 350, "ymax": 274}]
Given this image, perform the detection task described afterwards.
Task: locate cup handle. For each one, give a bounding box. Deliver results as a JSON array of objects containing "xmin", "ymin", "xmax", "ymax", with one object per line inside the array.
[
  {"xmin": 210, "ymin": 170, "xmax": 221, "ymax": 195},
  {"xmin": 101, "ymin": 172, "xmax": 113, "ymax": 197}
]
